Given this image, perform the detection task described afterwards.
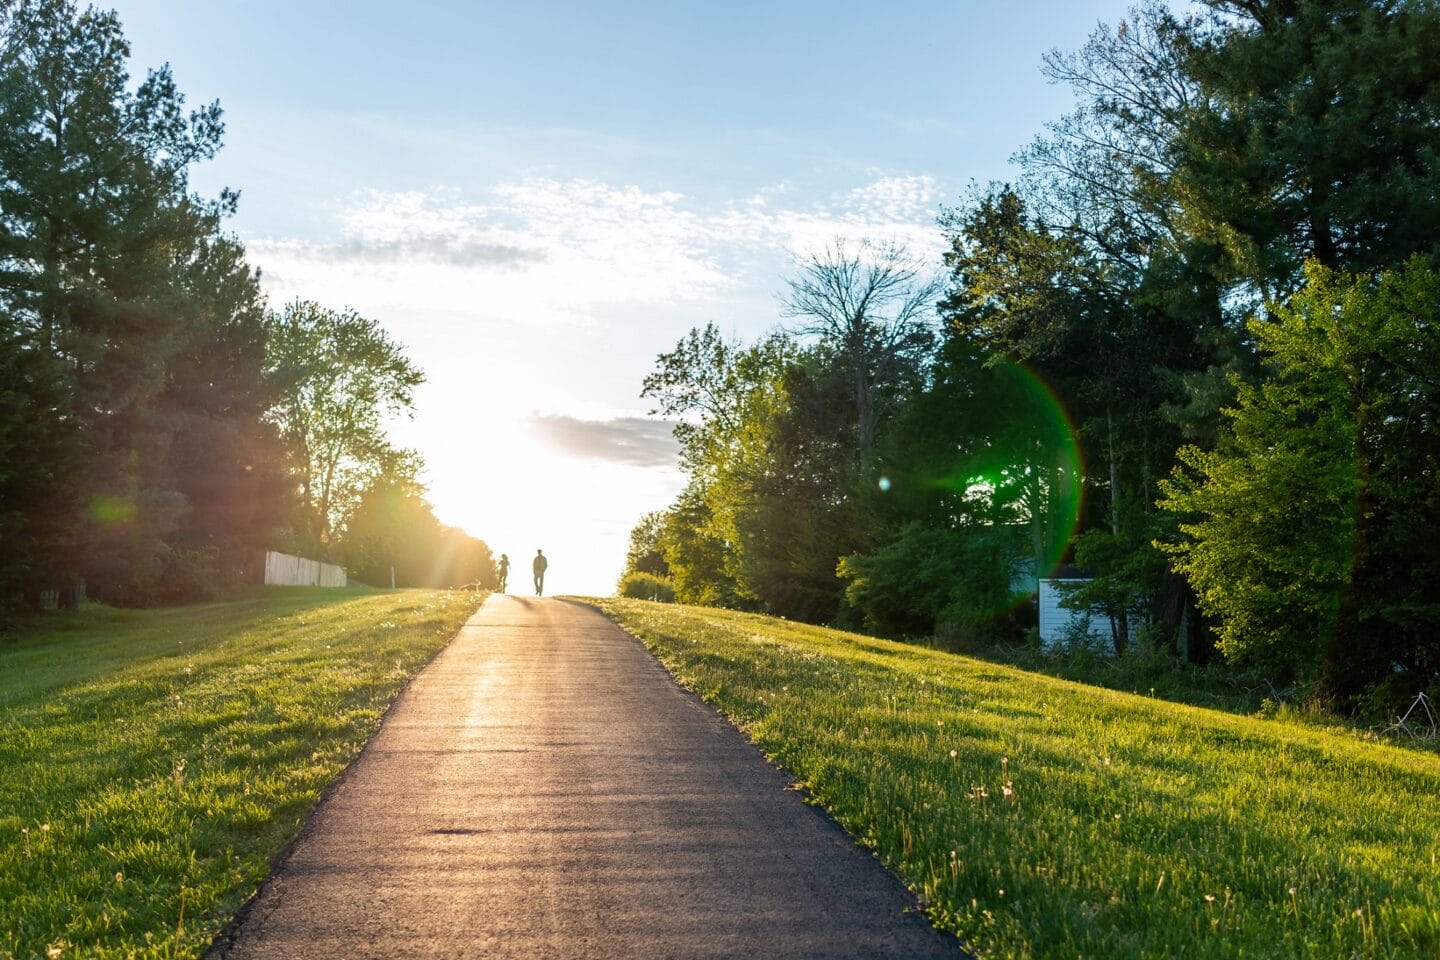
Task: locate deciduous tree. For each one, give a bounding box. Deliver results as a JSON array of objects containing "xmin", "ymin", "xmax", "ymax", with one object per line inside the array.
[
  {"xmin": 264, "ymin": 300, "xmax": 423, "ymax": 555},
  {"xmin": 1160, "ymin": 259, "xmax": 1440, "ymax": 705}
]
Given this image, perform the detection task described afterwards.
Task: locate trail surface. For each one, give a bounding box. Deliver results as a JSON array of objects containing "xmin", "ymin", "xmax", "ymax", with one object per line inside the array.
[{"xmin": 212, "ymin": 595, "xmax": 964, "ymax": 959}]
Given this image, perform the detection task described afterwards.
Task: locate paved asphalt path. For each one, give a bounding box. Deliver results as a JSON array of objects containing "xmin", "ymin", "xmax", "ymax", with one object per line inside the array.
[{"xmin": 210, "ymin": 595, "xmax": 966, "ymax": 959}]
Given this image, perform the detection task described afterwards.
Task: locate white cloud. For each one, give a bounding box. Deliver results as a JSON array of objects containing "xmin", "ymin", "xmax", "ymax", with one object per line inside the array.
[
  {"xmin": 529, "ymin": 414, "xmax": 679, "ymax": 467},
  {"xmin": 251, "ymin": 179, "xmax": 736, "ymax": 320},
  {"xmin": 709, "ymin": 173, "xmax": 946, "ymax": 270},
  {"xmin": 249, "ymin": 173, "xmax": 946, "ymax": 319}
]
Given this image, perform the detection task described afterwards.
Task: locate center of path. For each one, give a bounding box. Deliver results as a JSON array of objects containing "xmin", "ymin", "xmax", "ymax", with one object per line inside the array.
[{"xmin": 212, "ymin": 595, "xmax": 966, "ymax": 959}]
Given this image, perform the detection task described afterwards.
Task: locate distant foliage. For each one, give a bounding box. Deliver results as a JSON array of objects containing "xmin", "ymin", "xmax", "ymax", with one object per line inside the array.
[
  {"xmin": 618, "ymin": 571, "xmax": 676, "ymax": 603},
  {"xmin": 150, "ymin": 546, "xmax": 221, "ymax": 606},
  {"xmin": 624, "ymin": 511, "xmax": 671, "ymax": 578},
  {"xmin": 628, "ymin": 0, "xmax": 1440, "ymax": 712},
  {"xmin": 341, "ymin": 467, "xmax": 496, "ymax": 589}
]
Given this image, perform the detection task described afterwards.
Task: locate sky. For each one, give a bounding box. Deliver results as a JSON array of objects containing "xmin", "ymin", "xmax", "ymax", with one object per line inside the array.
[{"xmin": 109, "ymin": 0, "xmax": 1138, "ymax": 595}]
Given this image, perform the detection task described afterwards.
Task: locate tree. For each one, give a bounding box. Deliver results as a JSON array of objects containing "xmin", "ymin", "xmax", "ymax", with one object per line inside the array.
[
  {"xmin": 1174, "ymin": 0, "xmax": 1440, "ymax": 290},
  {"xmin": 341, "ymin": 466, "xmax": 496, "ymax": 589},
  {"xmin": 655, "ymin": 487, "xmax": 743, "ymax": 608},
  {"xmin": 782, "ymin": 239, "xmax": 942, "ymax": 478},
  {"xmin": 157, "ymin": 222, "xmax": 287, "ymax": 580},
  {"xmin": 642, "ymin": 322, "xmax": 795, "ymax": 479},
  {"xmin": 0, "ymin": 0, "xmax": 227, "ymax": 347},
  {"xmin": 0, "ymin": 322, "xmax": 81, "ymax": 603},
  {"xmin": 264, "ymin": 300, "xmax": 423, "ymax": 555},
  {"xmin": 839, "ymin": 524, "xmax": 1020, "ymax": 641},
  {"xmin": 712, "ymin": 351, "xmax": 859, "ymax": 621},
  {"xmin": 641, "ymin": 325, "xmax": 798, "ymax": 610},
  {"xmin": 842, "ymin": 338, "xmax": 1077, "ymax": 641},
  {"xmin": 0, "ymin": 0, "xmax": 277, "ymax": 603},
  {"xmin": 941, "ymin": 190, "xmax": 1169, "ymax": 652},
  {"xmin": 1160, "ymin": 259, "xmax": 1440, "ymax": 707},
  {"xmin": 1019, "ymin": 0, "xmax": 1206, "ymax": 270},
  {"xmin": 623, "ymin": 510, "xmax": 670, "ymax": 578}
]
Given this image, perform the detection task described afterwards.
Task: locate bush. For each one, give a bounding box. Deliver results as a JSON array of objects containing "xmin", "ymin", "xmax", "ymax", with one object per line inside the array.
[
  {"xmin": 152, "ymin": 545, "xmax": 220, "ymax": 605},
  {"xmin": 839, "ymin": 523, "xmax": 1022, "ymax": 640},
  {"xmin": 618, "ymin": 571, "xmax": 676, "ymax": 603}
]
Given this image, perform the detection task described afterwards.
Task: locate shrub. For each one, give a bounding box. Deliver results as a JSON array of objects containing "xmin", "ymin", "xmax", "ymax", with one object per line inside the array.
[
  {"xmin": 839, "ymin": 523, "xmax": 1022, "ymax": 640},
  {"xmin": 152, "ymin": 545, "xmax": 220, "ymax": 605},
  {"xmin": 618, "ymin": 571, "xmax": 676, "ymax": 603}
]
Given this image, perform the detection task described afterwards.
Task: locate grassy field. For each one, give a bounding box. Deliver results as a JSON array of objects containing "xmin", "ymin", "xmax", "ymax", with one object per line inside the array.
[
  {"xmin": 0, "ymin": 587, "xmax": 482, "ymax": 960},
  {"xmin": 592, "ymin": 598, "xmax": 1440, "ymax": 960}
]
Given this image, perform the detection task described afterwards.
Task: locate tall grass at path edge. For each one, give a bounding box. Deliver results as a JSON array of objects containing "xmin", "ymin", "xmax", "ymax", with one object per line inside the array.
[
  {"xmin": 0, "ymin": 587, "xmax": 482, "ymax": 960},
  {"xmin": 591, "ymin": 597, "xmax": 1440, "ymax": 960}
]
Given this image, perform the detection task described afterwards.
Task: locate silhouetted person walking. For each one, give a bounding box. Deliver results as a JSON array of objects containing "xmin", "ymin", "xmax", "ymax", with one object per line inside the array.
[
  {"xmin": 496, "ymin": 553, "xmax": 510, "ymax": 593},
  {"xmin": 533, "ymin": 549, "xmax": 548, "ymax": 596}
]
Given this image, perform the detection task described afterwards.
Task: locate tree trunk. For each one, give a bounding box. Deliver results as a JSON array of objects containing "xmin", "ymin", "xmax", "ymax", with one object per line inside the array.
[{"xmin": 1320, "ymin": 396, "xmax": 1385, "ymax": 708}]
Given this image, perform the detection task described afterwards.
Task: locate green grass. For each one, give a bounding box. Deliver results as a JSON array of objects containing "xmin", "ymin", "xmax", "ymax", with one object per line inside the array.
[
  {"xmin": 0, "ymin": 587, "xmax": 482, "ymax": 960},
  {"xmin": 590, "ymin": 598, "xmax": 1440, "ymax": 959}
]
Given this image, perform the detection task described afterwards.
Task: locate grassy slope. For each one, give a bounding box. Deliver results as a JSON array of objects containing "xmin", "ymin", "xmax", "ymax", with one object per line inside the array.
[
  {"xmin": 0, "ymin": 587, "xmax": 482, "ymax": 960},
  {"xmin": 592, "ymin": 598, "xmax": 1440, "ymax": 960}
]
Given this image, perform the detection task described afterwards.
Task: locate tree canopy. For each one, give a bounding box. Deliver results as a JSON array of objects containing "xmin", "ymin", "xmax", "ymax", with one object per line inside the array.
[{"xmin": 622, "ymin": 0, "xmax": 1440, "ymax": 714}]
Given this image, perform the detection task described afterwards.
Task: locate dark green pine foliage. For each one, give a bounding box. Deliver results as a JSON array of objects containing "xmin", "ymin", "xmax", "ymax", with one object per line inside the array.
[
  {"xmin": 0, "ymin": 322, "xmax": 82, "ymax": 602},
  {"xmin": 841, "ymin": 340, "xmax": 1049, "ymax": 641},
  {"xmin": 0, "ymin": 0, "xmax": 284, "ymax": 604},
  {"xmin": 1177, "ymin": 0, "xmax": 1440, "ymax": 288},
  {"xmin": 156, "ymin": 227, "xmax": 289, "ymax": 589}
]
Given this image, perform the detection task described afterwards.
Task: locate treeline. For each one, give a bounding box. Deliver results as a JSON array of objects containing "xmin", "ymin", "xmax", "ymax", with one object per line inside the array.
[
  {"xmin": 0, "ymin": 0, "xmax": 494, "ymax": 606},
  {"xmin": 624, "ymin": 0, "xmax": 1440, "ymax": 715}
]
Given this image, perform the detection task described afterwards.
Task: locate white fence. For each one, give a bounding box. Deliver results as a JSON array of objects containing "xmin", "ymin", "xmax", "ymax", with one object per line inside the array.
[{"xmin": 263, "ymin": 550, "xmax": 348, "ymax": 588}]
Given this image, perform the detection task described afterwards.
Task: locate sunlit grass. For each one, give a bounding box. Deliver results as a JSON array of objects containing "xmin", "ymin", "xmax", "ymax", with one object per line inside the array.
[
  {"xmin": 591, "ymin": 598, "xmax": 1440, "ymax": 959},
  {"xmin": 0, "ymin": 587, "xmax": 482, "ymax": 959}
]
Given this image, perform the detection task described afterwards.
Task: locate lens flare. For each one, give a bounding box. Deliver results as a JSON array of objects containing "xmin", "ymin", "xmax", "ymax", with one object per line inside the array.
[
  {"xmin": 90, "ymin": 495, "xmax": 137, "ymax": 525},
  {"xmin": 931, "ymin": 357, "xmax": 1084, "ymax": 608}
]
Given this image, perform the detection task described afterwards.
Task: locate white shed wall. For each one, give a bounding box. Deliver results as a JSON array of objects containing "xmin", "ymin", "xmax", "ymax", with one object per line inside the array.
[{"xmin": 1038, "ymin": 578, "xmax": 1113, "ymax": 650}]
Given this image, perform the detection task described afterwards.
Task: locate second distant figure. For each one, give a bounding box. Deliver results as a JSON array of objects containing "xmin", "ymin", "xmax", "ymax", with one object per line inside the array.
[
  {"xmin": 496, "ymin": 553, "xmax": 510, "ymax": 593},
  {"xmin": 533, "ymin": 549, "xmax": 548, "ymax": 596}
]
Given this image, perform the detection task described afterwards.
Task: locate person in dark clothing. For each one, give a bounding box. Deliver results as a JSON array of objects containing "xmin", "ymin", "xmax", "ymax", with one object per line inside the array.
[
  {"xmin": 496, "ymin": 554, "xmax": 510, "ymax": 592},
  {"xmin": 532, "ymin": 549, "xmax": 548, "ymax": 596}
]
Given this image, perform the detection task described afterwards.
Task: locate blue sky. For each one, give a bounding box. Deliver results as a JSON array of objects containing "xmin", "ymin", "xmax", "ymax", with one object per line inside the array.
[{"xmin": 111, "ymin": 0, "xmax": 1139, "ymax": 593}]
